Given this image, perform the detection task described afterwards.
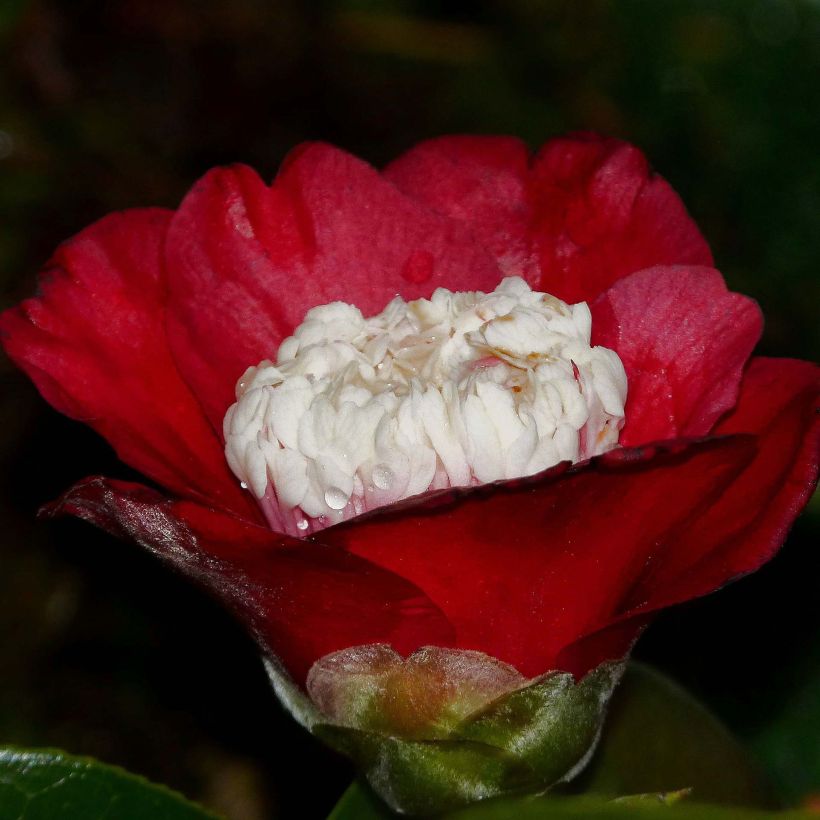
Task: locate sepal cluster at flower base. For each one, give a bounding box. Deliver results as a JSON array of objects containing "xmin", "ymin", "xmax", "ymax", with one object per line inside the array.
[
  {"xmin": 2, "ymin": 132, "xmax": 819, "ymax": 815},
  {"xmin": 267, "ymin": 645, "xmax": 623, "ymax": 815}
]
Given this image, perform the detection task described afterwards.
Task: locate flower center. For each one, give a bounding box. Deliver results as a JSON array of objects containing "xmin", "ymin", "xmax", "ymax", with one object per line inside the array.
[{"xmin": 224, "ymin": 277, "xmax": 627, "ymax": 535}]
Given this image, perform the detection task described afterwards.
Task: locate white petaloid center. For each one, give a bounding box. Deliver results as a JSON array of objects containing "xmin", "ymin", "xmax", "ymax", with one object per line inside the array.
[{"xmin": 224, "ymin": 277, "xmax": 627, "ymax": 536}]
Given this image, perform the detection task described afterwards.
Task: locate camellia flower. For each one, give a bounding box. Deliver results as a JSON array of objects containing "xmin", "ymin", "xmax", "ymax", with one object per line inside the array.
[{"xmin": 2, "ymin": 134, "xmax": 818, "ymax": 814}]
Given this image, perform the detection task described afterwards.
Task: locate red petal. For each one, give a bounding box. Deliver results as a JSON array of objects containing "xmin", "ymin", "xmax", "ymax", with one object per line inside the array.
[
  {"xmin": 385, "ymin": 134, "xmax": 713, "ymax": 306},
  {"xmin": 47, "ymin": 477, "xmax": 455, "ymax": 685},
  {"xmin": 617, "ymin": 356, "xmax": 820, "ymax": 613},
  {"xmin": 530, "ymin": 133, "xmax": 713, "ymax": 303},
  {"xmin": 384, "ymin": 136, "xmax": 534, "ymax": 277},
  {"xmin": 591, "ymin": 265, "xmax": 762, "ymax": 444},
  {"xmin": 321, "ymin": 438, "xmax": 757, "ymax": 678},
  {"xmin": 0, "ymin": 210, "xmax": 255, "ymax": 519},
  {"xmin": 164, "ymin": 145, "xmax": 503, "ymax": 428},
  {"xmin": 556, "ymin": 616, "xmax": 650, "ymax": 679}
]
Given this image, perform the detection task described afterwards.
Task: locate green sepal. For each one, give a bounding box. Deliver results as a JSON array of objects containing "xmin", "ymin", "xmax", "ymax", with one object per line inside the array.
[
  {"xmin": 316, "ymin": 726, "xmax": 533, "ymax": 816},
  {"xmin": 314, "ymin": 661, "xmax": 624, "ymax": 815},
  {"xmin": 455, "ymin": 663, "xmax": 623, "ymax": 785}
]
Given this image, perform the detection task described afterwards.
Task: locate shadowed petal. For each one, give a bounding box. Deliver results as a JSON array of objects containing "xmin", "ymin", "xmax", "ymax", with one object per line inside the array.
[
  {"xmin": 46, "ymin": 477, "xmax": 456, "ymax": 685},
  {"xmin": 556, "ymin": 357, "xmax": 819, "ymax": 672},
  {"xmin": 621, "ymin": 357, "xmax": 820, "ymax": 610},
  {"xmin": 321, "ymin": 437, "xmax": 757, "ymax": 678}
]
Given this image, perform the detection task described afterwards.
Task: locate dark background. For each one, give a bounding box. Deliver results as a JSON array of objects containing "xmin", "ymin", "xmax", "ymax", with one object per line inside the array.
[{"xmin": 1, "ymin": 1, "xmax": 818, "ymax": 818}]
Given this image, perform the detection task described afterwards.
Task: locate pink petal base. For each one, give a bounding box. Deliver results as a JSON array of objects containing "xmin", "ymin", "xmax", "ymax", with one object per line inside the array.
[{"xmin": 256, "ymin": 463, "xmax": 467, "ymax": 537}]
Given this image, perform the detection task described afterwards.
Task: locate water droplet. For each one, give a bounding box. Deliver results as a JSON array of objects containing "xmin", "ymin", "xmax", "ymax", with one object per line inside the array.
[
  {"xmin": 296, "ymin": 518, "xmax": 309, "ymax": 531},
  {"xmin": 401, "ymin": 249, "xmax": 434, "ymax": 284},
  {"xmin": 324, "ymin": 486, "xmax": 349, "ymax": 510},
  {"xmin": 372, "ymin": 464, "xmax": 394, "ymax": 490}
]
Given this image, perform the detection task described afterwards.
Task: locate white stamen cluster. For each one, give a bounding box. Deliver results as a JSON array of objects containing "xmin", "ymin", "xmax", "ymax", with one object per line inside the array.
[{"xmin": 224, "ymin": 277, "xmax": 627, "ymax": 535}]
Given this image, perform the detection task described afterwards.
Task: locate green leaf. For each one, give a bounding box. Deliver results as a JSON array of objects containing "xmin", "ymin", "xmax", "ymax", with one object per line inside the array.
[
  {"xmin": 570, "ymin": 663, "xmax": 778, "ymax": 808},
  {"xmin": 0, "ymin": 747, "xmax": 220, "ymax": 820},
  {"xmin": 446, "ymin": 794, "xmax": 816, "ymax": 819},
  {"xmin": 749, "ymin": 647, "xmax": 820, "ymax": 802},
  {"xmin": 328, "ymin": 785, "xmax": 816, "ymax": 820},
  {"xmin": 612, "ymin": 788, "xmax": 691, "ymax": 806}
]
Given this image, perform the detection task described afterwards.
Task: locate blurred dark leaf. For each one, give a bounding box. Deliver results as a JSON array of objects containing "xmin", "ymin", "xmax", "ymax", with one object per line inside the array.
[
  {"xmin": 445, "ymin": 795, "xmax": 815, "ymax": 820},
  {"xmin": 749, "ymin": 648, "xmax": 820, "ymax": 803},
  {"xmin": 0, "ymin": 747, "xmax": 220, "ymax": 820},
  {"xmin": 329, "ymin": 786, "xmax": 811, "ymax": 820},
  {"xmin": 0, "ymin": 1, "xmax": 24, "ymax": 36},
  {"xmin": 572, "ymin": 663, "xmax": 777, "ymax": 808}
]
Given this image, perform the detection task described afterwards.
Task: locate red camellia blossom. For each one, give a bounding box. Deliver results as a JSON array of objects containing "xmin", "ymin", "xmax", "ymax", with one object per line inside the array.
[{"xmin": 2, "ymin": 133, "xmax": 818, "ymax": 706}]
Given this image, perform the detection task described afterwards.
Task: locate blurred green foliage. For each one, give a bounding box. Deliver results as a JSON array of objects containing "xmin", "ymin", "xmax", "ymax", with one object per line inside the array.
[
  {"xmin": 0, "ymin": 1, "xmax": 818, "ymax": 818},
  {"xmin": 0, "ymin": 747, "xmax": 219, "ymax": 820}
]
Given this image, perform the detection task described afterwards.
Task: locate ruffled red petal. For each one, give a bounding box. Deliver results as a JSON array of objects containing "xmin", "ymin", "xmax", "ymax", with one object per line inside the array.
[
  {"xmin": 46, "ymin": 477, "xmax": 455, "ymax": 685},
  {"xmin": 320, "ymin": 437, "xmax": 759, "ymax": 678},
  {"xmin": 591, "ymin": 265, "xmax": 762, "ymax": 444},
  {"xmin": 385, "ymin": 133, "xmax": 713, "ymax": 304},
  {"xmin": 0, "ymin": 210, "xmax": 255, "ymax": 519},
  {"xmin": 164, "ymin": 144, "xmax": 503, "ymax": 428},
  {"xmin": 530, "ymin": 134, "xmax": 713, "ymax": 302},
  {"xmin": 384, "ymin": 135, "xmax": 534, "ymax": 277},
  {"xmin": 619, "ymin": 357, "xmax": 820, "ymax": 612}
]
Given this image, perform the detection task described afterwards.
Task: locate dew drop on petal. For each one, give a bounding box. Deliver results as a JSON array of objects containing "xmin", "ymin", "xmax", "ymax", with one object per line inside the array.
[
  {"xmin": 324, "ymin": 486, "xmax": 349, "ymax": 510},
  {"xmin": 372, "ymin": 464, "xmax": 395, "ymax": 490},
  {"xmin": 401, "ymin": 249, "xmax": 434, "ymax": 284}
]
